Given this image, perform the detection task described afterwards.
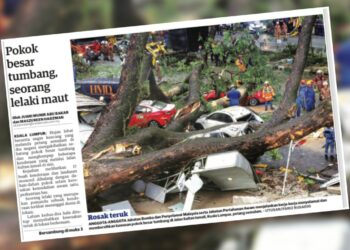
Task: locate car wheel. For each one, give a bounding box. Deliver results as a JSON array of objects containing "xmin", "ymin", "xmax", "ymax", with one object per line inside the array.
[
  {"xmin": 249, "ymin": 98, "xmax": 258, "ymax": 106},
  {"xmin": 194, "ymin": 123, "xmax": 204, "ymax": 130},
  {"xmin": 148, "ymin": 120, "xmax": 160, "ymax": 127}
]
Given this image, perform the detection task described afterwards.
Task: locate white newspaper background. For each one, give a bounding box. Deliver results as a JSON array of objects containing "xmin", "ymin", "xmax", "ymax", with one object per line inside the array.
[{"xmin": 1, "ymin": 7, "xmax": 348, "ymax": 242}]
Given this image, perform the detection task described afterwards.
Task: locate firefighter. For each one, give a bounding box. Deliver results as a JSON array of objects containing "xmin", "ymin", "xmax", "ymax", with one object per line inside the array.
[
  {"xmin": 320, "ymin": 81, "xmax": 331, "ymax": 100},
  {"xmin": 296, "ymin": 80, "xmax": 307, "ymax": 117},
  {"xmin": 227, "ymin": 85, "xmax": 241, "ymax": 106},
  {"xmin": 313, "ymin": 69, "xmax": 327, "ymax": 98},
  {"xmin": 305, "ymin": 80, "xmax": 316, "ymax": 112},
  {"xmin": 323, "ymin": 126, "xmax": 335, "ymax": 160},
  {"xmin": 282, "ymin": 21, "xmax": 288, "ymax": 40},
  {"xmin": 100, "ymin": 40, "xmax": 114, "ymax": 61},
  {"xmin": 274, "ymin": 21, "xmax": 282, "ymax": 40},
  {"xmin": 262, "ymin": 81, "xmax": 275, "ymax": 111},
  {"xmin": 235, "ymin": 55, "xmax": 247, "ymax": 73}
]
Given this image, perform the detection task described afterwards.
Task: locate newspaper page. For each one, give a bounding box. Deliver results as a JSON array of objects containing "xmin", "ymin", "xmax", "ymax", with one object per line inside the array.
[{"xmin": 1, "ymin": 7, "xmax": 348, "ymax": 242}]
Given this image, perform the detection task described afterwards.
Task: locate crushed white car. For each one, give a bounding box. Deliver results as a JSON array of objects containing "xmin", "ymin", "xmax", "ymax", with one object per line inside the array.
[
  {"xmin": 132, "ymin": 150, "xmax": 257, "ymax": 211},
  {"xmin": 188, "ymin": 122, "xmax": 253, "ymax": 139},
  {"xmin": 76, "ymin": 92, "xmax": 106, "ymax": 148},
  {"xmin": 194, "ymin": 106, "xmax": 264, "ymax": 130}
]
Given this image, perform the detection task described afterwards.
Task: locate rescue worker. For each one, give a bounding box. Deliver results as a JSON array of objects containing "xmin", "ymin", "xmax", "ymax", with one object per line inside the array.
[
  {"xmin": 274, "ymin": 21, "xmax": 281, "ymax": 40},
  {"xmin": 313, "ymin": 69, "xmax": 327, "ymax": 100},
  {"xmin": 296, "ymin": 80, "xmax": 307, "ymax": 117},
  {"xmin": 100, "ymin": 40, "xmax": 114, "ymax": 61},
  {"xmin": 211, "ymin": 41, "xmax": 220, "ymax": 66},
  {"xmin": 305, "ymin": 80, "xmax": 316, "ymax": 112},
  {"xmin": 282, "ymin": 21, "xmax": 288, "ymax": 40},
  {"xmin": 227, "ymin": 85, "xmax": 241, "ymax": 106},
  {"xmin": 235, "ymin": 55, "xmax": 247, "ymax": 73},
  {"xmin": 320, "ymin": 81, "xmax": 331, "ymax": 100},
  {"xmin": 262, "ymin": 81, "xmax": 275, "ymax": 111},
  {"xmin": 323, "ymin": 126, "xmax": 335, "ymax": 160}
]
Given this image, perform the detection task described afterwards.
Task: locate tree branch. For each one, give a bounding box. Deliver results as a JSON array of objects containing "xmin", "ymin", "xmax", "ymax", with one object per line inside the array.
[
  {"xmin": 83, "ymin": 33, "xmax": 149, "ymax": 155},
  {"xmin": 262, "ymin": 15, "xmax": 317, "ymax": 128},
  {"xmin": 85, "ymin": 100, "xmax": 333, "ymax": 198}
]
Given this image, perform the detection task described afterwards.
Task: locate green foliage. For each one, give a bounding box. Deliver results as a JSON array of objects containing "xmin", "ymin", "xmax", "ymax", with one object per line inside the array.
[
  {"xmin": 233, "ymin": 31, "xmax": 257, "ymax": 55},
  {"xmin": 140, "ymin": 80, "xmax": 150, "ymax": 99},
  {"xmin": 175, "ymin": 59, "xmax": 191, "ymax": 72},
  {"xmin": 160, "ymin": 58, "xmax": 195, "ymax": 77},
  {"xmin": 306, "ymin": 52, "xmax": 327, "ymax": 67},
  {"xmin": 304, "ymin": 178, "xmax": 316, "ymax": 185},
  {"xmin": 72, "ymin": 54, "xmax": 91, "ymax": 75},
  {"xmin": 269, "ymin": 45, "xmax": 297, "ymax": 61},
  {"xmin": 73, "ymin": 55, "xmax": 122, "ymax": 80},
  {"xmin": 259, "ymin": 112, "xmax": 273, "ymax": 122},
  {"xmin": 205, "ymin": 30, "xmax": 270, "ymax": 84},
  {"xmin": 267, "ymin": 148, "xmax": 283, "ymax": 161}
]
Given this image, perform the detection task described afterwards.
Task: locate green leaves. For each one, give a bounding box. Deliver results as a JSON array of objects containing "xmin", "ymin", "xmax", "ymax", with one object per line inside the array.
[{"xmin": 267, "ymin": 148, "xmax": 283, "ymax": 161}]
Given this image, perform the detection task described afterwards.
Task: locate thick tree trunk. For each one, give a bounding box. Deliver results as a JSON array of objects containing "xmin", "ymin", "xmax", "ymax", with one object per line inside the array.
[
  {"xmin": 148, "ymin": 70, "xmax": 170, "ymax": 103},
  {"xmin": 83, "ymin": 123, "xmax": 232, "ymax": 161},
  {"xmin": 85, "ymin": 101, "xmax": 333, "ymax": 198},
  {"xmin": 166, "ymin": 64, "xmax": 204, "ymax": 132},
  {"xmin": 83, "ymin": 33, "xmax": 149, "ymax": 155},
  {"xmin": 164, "ymin": 67, "xmax": 200, "ymax": 98},
  {"xmin": 262, "ymin": 15, "xmax": 317, "ymax": 128},
  {"xmin": 166, "ymin": 101, "xmax": 202, "ymax": 132},
  {"xmin": 165, "ymin": 84, "xmax": 188, "ymax": 98},
  {"xmin": 187, "ymin": 64, "xmax": 204, "ymax": 103}
]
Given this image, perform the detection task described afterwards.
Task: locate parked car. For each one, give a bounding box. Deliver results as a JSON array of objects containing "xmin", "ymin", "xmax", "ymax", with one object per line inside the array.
[
  {"xmin": 71, "ymin": 40, "xmax": 102, "ymax": 64},
  {"xmin": 194, "ymin": 106, "xmax": 263, "ymax": 130},
  {"xmin": 203, "ymin": 90, "xmax": 226, "ymax": 101},
  {"xmin": 191, "ymin": 150, "xmax": 257, "ymax": 191},
  {"xmin": 76, "ymin": 92, "xmax": 106, "ymax": 148},
  {"xmin": 79, "ymin": 122, "xmax": 94, "ymax": 149},
  {"xmin": 188, "ymin": 122, "xmax": 254, "ymax": 139},
  {"xmin": 247, "ymin": 89, "xmax": 268, "ymax": 106},
  {"xmin": 129, "ymin": 100, "xmax": 176, "ymax": 128}
]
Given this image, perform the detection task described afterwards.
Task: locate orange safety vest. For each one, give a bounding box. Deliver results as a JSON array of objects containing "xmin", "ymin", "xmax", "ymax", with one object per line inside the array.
[
  {"xmin": 235, "ymin": 58, "xmax": 246, "ymax": 72},
  {"xmin": 262, "ymin": 86, "xmax": 275, "ymax": 101}
]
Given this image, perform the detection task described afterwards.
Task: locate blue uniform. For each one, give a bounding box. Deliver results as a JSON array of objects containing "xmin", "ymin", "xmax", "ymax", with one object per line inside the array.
[
  {"xmin": 296, "ymin": 85, "xmax": 307, "ymax": 117},
  {"xmin": 227, "ymin": 89, "xmax": 241, "ymax": 106},
  {"xmin": 305, "ymin": 86, "xmax": 315, "ymax": 112},
  {"xmin": 323, "ymin": 127, "xmax": 335, "ymax": 158}
]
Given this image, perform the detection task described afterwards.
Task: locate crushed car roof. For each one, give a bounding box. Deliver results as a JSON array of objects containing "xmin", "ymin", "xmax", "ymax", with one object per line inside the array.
[
  {"xmin": 214, "ymin": 106, "xmax": 252, "ymax": 118},
  {"xmin": 76, "ymin": 92, "xmax": 106, "ymax": 111}
]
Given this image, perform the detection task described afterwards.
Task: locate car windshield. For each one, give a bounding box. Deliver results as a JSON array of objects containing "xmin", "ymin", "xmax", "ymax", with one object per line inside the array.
[
  {"xmin": 236, "ymin": 113, "xmax": 256, "ymax": 122},
  {"xmin": 152, "ymin": 101, "xmax": 167, "ymax": 110}
]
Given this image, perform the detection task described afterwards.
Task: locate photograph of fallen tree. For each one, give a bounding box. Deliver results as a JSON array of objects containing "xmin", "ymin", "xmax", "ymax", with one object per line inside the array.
[{"xmin": 71, "ymin": 14, "xmax": 341, "ymax": 214}]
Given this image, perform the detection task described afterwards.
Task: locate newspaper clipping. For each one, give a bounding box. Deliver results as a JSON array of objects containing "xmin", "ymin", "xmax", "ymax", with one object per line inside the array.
[{"xmin": 1, "ymin": 7, "xmax": 348, "ymax": 242}]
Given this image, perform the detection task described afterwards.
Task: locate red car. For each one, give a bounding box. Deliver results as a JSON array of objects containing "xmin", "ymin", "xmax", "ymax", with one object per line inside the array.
[
  {"xmin": 203, "ymin": 90, "xmax": 226, "ymax": 101},
  {"xmin": 71, "ymin": 40, "xmax": 102, "ymax": 58},
  {"xmin": 129, "ymin": 100, "xmax": 177, "ymax": 128},
  {"xmin": 247, "ymin": 89, "xmax": 267, "ymax": 106}
]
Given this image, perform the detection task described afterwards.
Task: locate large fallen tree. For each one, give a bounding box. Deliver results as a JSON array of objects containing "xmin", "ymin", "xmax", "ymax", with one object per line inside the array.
[
  {"xmin": 262, "ymin": 15, "xmax": 317, "ymax": 128},
  {"xmin": 83, "ymin": 16, "xmax": 327, "ymax": 200},
  {"xmin": 84, "ymin": 100, "xmax": 333, "ymax": 198},
  {"xmin": 83, "ymin": 33, "xmax": 149, "ymax": 154}
]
